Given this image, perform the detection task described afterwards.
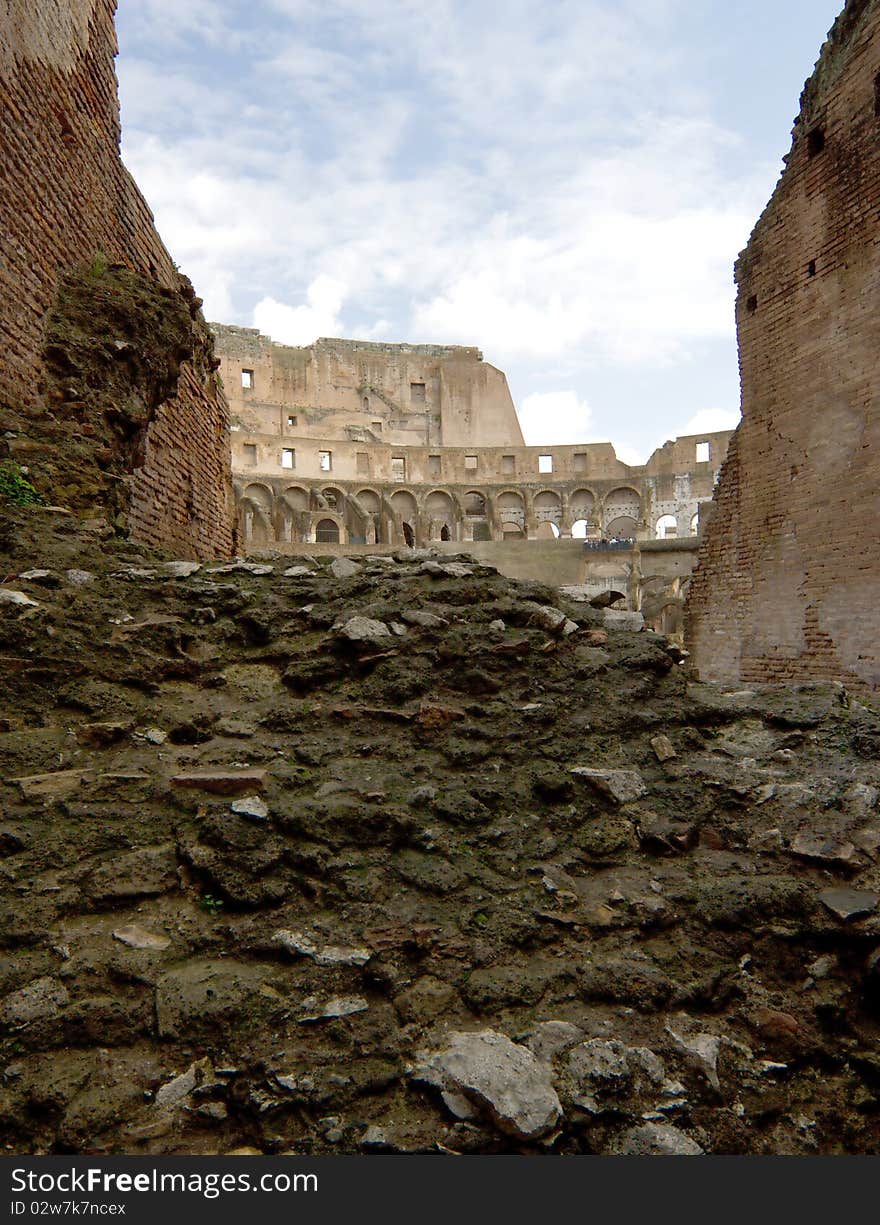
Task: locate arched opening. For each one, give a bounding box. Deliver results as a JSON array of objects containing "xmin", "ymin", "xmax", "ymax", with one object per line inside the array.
[
  {"xmin": 497, "ymin": 490, "xmax": 525, "ymax": 533},
  {"xmin": 535, "ymin": 521, "xmax": 560, "ymax": 540},
  {"xmin": 315, "ymin": 518, "xmax": 340, "ymax": 544},
  {"xmin": 464, "ymin": 491, "xmax": 487, "ymax": 518},
  {"xmin": 534, "ymin": 490, "xmax": 562, "ymax": 528},
  {"xmin": 502, "ymin": 523, "xmax": 525, "ymax": 539},
  {"xmin": 605, "ymin": 516, "xmax": 637, "ymax": 541},
  {"xmin": 690, "ymin": 512, "xmax": 700, "ymax": 536},
  {"xmin": 570, "ymin": 490, "xmax": 595, "ymax": 525},
  {"xmin": 571, "ymin": 519, "xmax": 590, "ymax": 539},
  {"xmin": 402, "ymin": 522, "xmax": 415, "ymax": 547},
  {"xmin": 425, "ymin": 490, "xmax": 456, "ymax": 541},
  {"xmin": 656, "ymin": 514, "xmax": 678, "ymax": 539},
  {"xmin": 240, "ymin": 484, "xmax": 274, "ymax": 546}
]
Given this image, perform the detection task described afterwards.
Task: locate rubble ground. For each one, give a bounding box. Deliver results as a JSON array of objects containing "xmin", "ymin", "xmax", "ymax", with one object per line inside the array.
[{"xmin": 2, "ymin": 506, "xmax": 880, "ymax": 1155}]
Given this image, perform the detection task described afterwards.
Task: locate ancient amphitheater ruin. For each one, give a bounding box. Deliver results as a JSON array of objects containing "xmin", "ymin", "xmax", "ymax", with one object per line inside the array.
[{"xmin": 1, "ymin": 0, "xmax": 880, "ymax": 1165}]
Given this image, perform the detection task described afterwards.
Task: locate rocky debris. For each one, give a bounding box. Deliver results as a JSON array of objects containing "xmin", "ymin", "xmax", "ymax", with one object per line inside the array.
[
  {"xmin": 112, "ymin": 925, "xmax": 172, "ymax": 952},
  {"xmin": 615, "ymin": 1123, "xmax": 703, "ymax": 1156},
  {"xmin": 161, "ymin": 562, "xmax": 201, "ymax": 579},
  {"xmin": 171, "ymin": 769, "xmax": 267, "ymax": 796},
  {"xmin": 336, "ymin": 616, "xmax": 392, "ymax": 648},
  {"xmin": 417, "ymin": 1030, "xmax": 562, "ymax": 1141},
  {"xmin": 0, "ymin": 977, "xmax": 69, "ymax": 1027},
  {"xmin": 208, "ymin": 562, "xmax": 274, "ymax": 577},
  {"xmin": 231, "ymin": 795, "xmax": 269, "ymax": 821},
  {"xmin": 283, "ymin": 566, "xmax": 315, "ymax": 578},
  {"xmin": 154, "ymin": 1059, "xmax": 213, "ymax": 1111},
  {"xmin": 3, "ymin": 517, "xmax": 880, "ymax": 1156},
  {"xmin": 330, "ymin": 558, "xmax": 361, "ymax": 580},
  {"xmin": 299, "ymin": 995, "xmax": 369, "ymax": 1022},
  {"xmin": 273, "ymin": 930, "xmax": 371, "ymax": 967},
  {"xmin": 570, "ymin": 767, "xmax": 647, "ymax": 805},
  {"xmin": 651, "ymin": 734, "xmax": 677, "ymax": 763},
  {"xmin": 0, "ymin": 589, "xmax": 39, "ymax": 608},
  {"xmin": 819, "ymin": 888, "xmax": 880, "ymax": 920}
]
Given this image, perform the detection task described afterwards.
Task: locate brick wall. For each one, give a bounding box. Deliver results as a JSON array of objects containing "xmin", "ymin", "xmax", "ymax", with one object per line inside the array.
[
  {"xmin": 686, "ymin": 0, "xmax": 880, "ymax": 693},
  {"xmin": 0, "ymin": 0, "xmax": 233, "ymax": 558}
]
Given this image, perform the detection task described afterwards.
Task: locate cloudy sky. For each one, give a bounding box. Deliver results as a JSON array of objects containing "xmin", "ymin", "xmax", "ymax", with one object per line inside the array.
[{"xmin": 116, "ymin": 0, "xmax": 841, "ymax": 463}]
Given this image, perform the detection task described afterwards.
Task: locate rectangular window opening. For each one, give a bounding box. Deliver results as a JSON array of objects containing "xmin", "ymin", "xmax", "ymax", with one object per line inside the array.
[
  {"xmin": 807, "ymin": 126, "xmax": 825, "ymax": 158},
  {"xmin": 391, "ymin": 456, "xmax": 406, "ymax": 480},
  {"xmin": 574, "ymin": 452, "xmax": 587, "ymax": 473},
  {"xmin": 428, "ymin": 455, "xmax": 441, "ymax": 477},
  {"xmin": 243, "ymin": 444, "xmax": 257, "ymax": 466},
  {"xmin": 241, "ymin": 369, "xmax": 254, "ymax": 389},
  {"xmin": 281, "ymin": 448, "xmax": 295, "ymax": 469},
  {"xmin": 538, "ymin": 454, "xmax": 554, "ymax": 474},
  {"xmin": 319, "ymin": 450, "xmax": 332, "ymax": 472},
  {"xmin": 696, "ymin": 442, "xmax": 710, "ymax": 464},
  {"xmin": 356, "ymin": 452, "xmax": 370, "ymax": 475},
  {"xmin": 464, "ymin": 454, "xmax": 478, "ymax": 471},
  {"xmin": 501, "ymin": 455, "xmax": 515, "ymax": 476},
  {"xmin": 286, "ymin": 414, "xmax": 297, "ymax": 429},
  {"xmin": 371, "ymin": 420, "xmax": 383, "ymax": 434},
  {"xmin": 410, "ymin": 382, "xmax": 426, "ymax": 404}
]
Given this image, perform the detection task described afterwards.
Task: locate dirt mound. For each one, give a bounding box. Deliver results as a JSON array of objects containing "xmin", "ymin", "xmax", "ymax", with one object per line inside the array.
[{"xmin": 2, "ymin": 507, "xmax": 880, "ymax": 1155}]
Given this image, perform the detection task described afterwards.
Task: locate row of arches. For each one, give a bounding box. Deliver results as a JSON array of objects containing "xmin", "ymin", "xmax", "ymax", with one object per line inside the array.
[{"xmin": 234, "ymin": 480, "xmax": 697, "ymax": 549}]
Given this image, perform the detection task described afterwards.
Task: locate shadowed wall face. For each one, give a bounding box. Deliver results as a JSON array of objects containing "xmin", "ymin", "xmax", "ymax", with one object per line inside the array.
[
  {"xmin": 687, "ymin": 0, "xmax": 880, "ymax": 693},
  {"xmin": 0, "ymin": 0, "xmax": 232, "ymax": 558}
]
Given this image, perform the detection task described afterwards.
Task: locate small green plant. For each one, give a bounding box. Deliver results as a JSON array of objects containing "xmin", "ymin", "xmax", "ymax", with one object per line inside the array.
[
  {"xmin": 0, "ymin": 460, "xmax": 45, "ymax": 507},
  {"xmin": 200, "ymin": 893, "xmax": 224, "ymax": 915},
  {"xmin": 88, "ymin": 250, "xmax": 109, "ymax": 278}
]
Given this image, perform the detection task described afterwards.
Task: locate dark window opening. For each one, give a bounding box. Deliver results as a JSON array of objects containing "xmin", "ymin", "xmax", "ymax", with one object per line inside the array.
[
  {"xmin": 402, "ymin": 522, "xmax": 415, "ymax": 547},
  {"xmin": 807, "ymin": 127, "xmax": 825, "ymax": 158},
  {"xmin": 440, "ymin": 524, "xmax": 451, "ymax": 541},
  {"xmin": 286, "ymin": 414, "xmax": 297, "ymax": 428},
  {"xmin": 746, "ymin": 294, "xmax": 758, "ymax": 314},
  {"xmin": 808, "ymin": 260, "xmax": 816, "ymax": 277}
]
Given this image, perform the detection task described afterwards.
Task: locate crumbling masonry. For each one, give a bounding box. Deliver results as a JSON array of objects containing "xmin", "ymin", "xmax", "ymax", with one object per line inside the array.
[
  {"xmin": 0, "ymin": 1, "xmax": 233, "ymax": 558},
  {"xmin": 687, "ymin": 0, "xmax": 880, "ymax": 693}
]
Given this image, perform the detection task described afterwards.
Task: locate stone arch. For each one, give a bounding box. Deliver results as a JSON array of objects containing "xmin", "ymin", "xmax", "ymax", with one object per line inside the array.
[
  {"xmin": 425, "ymin": 489, "xmax": 456, "ymax": 541},
  {"xmin": 321, "ymin": 486, "xmax": 346, "ymax": 512},
  {"xmin": 496, "ymin": 489, "xmax": 526, "ymax": 533},
  {"xmin": 463, "ymin": 490, "xmax": 488, "ymax": 518},
  {"xmin": 239, "ymin": 483, "xmax": 274, "ymax": 547},
  {"xmin": 604, "ymin": 486, "xmax": 641, "ymax": 522},
  {"xmin": 656, "ymin": 514, "xmax": 678, "ymax": 539},
  {"xmin": 315, "ymin": 518, "xmax": 341, "ymax": 544},
  {"xmin": 570, "ymin": 488, "xmax": 596, "ymax": 522},
  {"xmin": 279, "ymin": 485, "xmax": 309, "ymax": 543},
  {"xmin": 535, "ymin": 520, "xmax": 560, "ymax": 540},
  {"xmin": 534, "ymin": 490, "xmax": 562, "ymax": 526},
  {"xmin": 390, "ymin": 489, "xmax": 418, "ymax": 547},
  {"xmin": 353, "ymin": 488, "xmax": 383, "ymax": 543},
  {"xmin": 571, "ymin": 519, "xmax": 590, "ymax": 539}
]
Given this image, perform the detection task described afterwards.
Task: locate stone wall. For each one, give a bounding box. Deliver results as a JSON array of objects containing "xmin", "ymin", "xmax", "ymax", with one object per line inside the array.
[
  {"xmin": 214, "ymin": 326, "xmax": 525, "ymax": 451},
  {"xmin": 687, "ymin": 0, "xmax": 880, "ymax": 693},
  {"xmin": 0, "ymin": 1, "xmax": 233, "ymax": 558}
]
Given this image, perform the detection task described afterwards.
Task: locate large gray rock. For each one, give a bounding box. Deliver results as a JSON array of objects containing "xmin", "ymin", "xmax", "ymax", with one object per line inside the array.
[
  {"xmin": 330, "ymin": 557, "xmax": 362, "ymax": 579},
  {"xmin": 419, "ymin": 1029, "xmax": 562, "ymax": 1140},
  {"xmin": 615, "ymin": 1122, "xmax": 704, "ymax": 1156},
  {"xmin": 337, "ymin": 616, "xmax": 392, "ymax": 648},
  {"xmin": 570, "ymin": 767, "xmax": 647, "ymax": 805}
]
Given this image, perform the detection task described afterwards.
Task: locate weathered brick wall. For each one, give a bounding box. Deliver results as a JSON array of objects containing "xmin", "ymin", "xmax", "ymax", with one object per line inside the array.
[
  {"xmin": 0, "ymin": 0, "xmax": 233, "ymax": 558},
  {"xmin": 686, "ymin": 0, "xmax": 880, "ymax": 693}
]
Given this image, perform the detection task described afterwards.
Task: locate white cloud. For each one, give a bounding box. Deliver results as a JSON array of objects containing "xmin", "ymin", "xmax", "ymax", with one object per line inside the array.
[
  {"xmin": 519, "ymin": 391, "xmax": 593, "ymax": 446},
  {"xmin": 677, "ymin": 407, "xmax": 742, "ymax": 437},
  {"xmin": 252, "ymin": 276, "xmax": 347, "ymax": 345},
  {"xmin": 115, "ymin": 0, "xmax": 773, "ymax": 454}
]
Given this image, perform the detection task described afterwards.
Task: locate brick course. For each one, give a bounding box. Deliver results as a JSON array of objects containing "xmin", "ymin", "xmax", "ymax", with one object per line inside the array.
[
  {"xmin": 0, "ymin": 0, "xmax": 232, "ymax": 558},
  {"xmin": 686, "ymin": 0, "xmax": 880, "ymax": 693}
]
